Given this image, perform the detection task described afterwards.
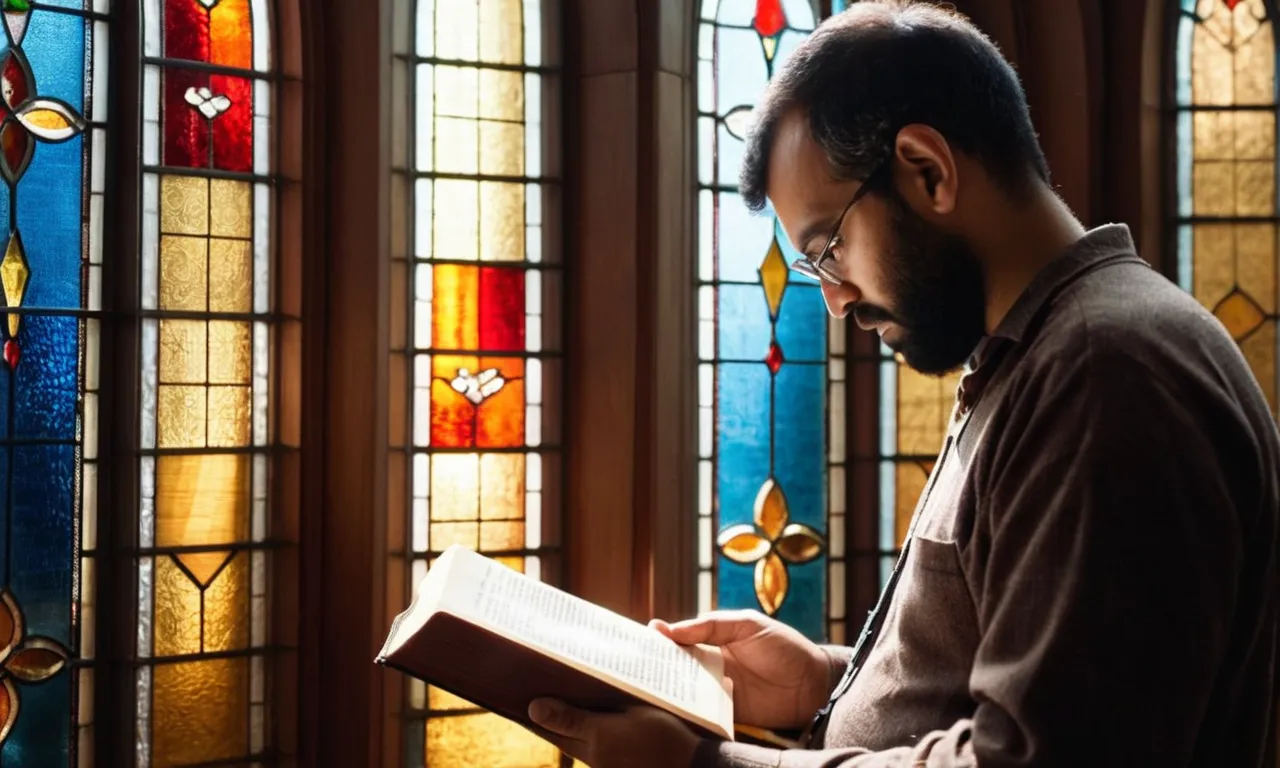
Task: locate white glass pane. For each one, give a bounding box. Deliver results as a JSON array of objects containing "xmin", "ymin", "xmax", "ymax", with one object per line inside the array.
[
  {"xmin": 251, "ymin": 656, "xmax": 265, "ymax": 703},
  {"xmin": 251, "ymin": 597, "xmax": 266, "ymax": 646},
  {"xmin": 143, "ymin": 65, "xmax": 160, "ymax": 121},
  {"xmin": 828, "ymin": 561, "xmax": 845, "ymax": 619},
  {"xmin": 829, "ymin": 381, "xmax": 846, "ymax": 463},
  {"xmin": 254, "ymin": 115, "xmax": 270, "ymax": 175},
  {"xmin": 829, "ymin": 314, "xmax": 845, "ymax": 355},
  {"xmin": 526, "ymin": 224, "xmax": 542, "ymax": 263},
  {"xmin": 700, "ymin": 0, "xmax": 716, "ymax": 20},
  {"xmin": 829, "ymin": 356, "xmax": 846, "ymax": 382},
  {"xmin": 416, "ymin": 0, "xmax": 436, "ymax": 57},
  {"xmin": 82, "ymin": 463, "xmax": 98, "ymax": 549},
  {"xmin": 143, "ymin": 0, "xmax": 160, "ymax": 56},
  {"xmin": 525, "ymin": 268, "xmax": 541, "ymax": 313},
  {"xmin": 92, "ymin": 21, "xmax": 109, "ymax": 121},
  {"xmin": 252, "ymin": 498, "xmax": 267, "ymax": 542},
  {"xmin": 526, "ymin": 357, "xmax": 542, "ymax": 405},
  {"xmin": 829, "ymin": 512, "xmax": 844, "ymax": 558},
  {"xmin": 413, "ymin": 452, "xmax": 430, "ymax": 497},
  {"xmin": 526, "ymin": 452, "xmax": 542, "ymax": 491},
  {"xmin": 415, "ymin": 262, "xmax": 433, "ymax": 300},
  {"xmin": 526, "ymin": 404, "xmax": 542, "ymax": 446},
  {"xmin": 697, "ymin": 58, "xmax": 714, "ymax": 115},
  {"xmin": 699, "ymin": 318, "xmax": 715, "ymax": 361},
  {"xmin": 252, "ymin": 551, "xmax": 266, "ymax": 597},
  {"xmin": 525, "ymin": 73, "xmax": 541, "ymax": 177},
  {"xmin": 415, "ymin": 300, "xmax": 432, "ymax": 348},
  {"xmin": 88, "ymin": 265, "xmax": 102, "ymax": 312},
  {"xmin": 413, "ymin": 498, "xmax": 429, "ymax": 552},
  {"xmin": 143, "ymin": 120, "xmax": 159, "ymax": 166},
  {"xmin": 698, "ymin": 362, "xmax": 713, "ymax": 407},
  {"xmin": 254, "ymin": 77, "xmax": 272, "ymax": 119},
  {"xmin": 526, "ymin": 183, "xmax": 542, "ymax": 225},
  {"xmin": 91, "ymin": 129, "xmax": 106, "ymax": 193},
  {"xmin": 89, "ymin": 193, "xmax": 104, "ymax": 264},
  {"xmin": 136, "ymin": 558, "xmax": 153, "ymax": 657},
  {"xmin": 699, "ymin": 404, "xmax": 713, "ymax": 458},
  {"xmin": 436, "ymin": 0, "xmax": 479, "ymax": 61},
  {"xmin": 698, "ymin": 189, "xmax": 714, "ymax": 281},
  {"xmin": 526, "ymin": 314, "xmax": 542, "ymax": 352},
  {"xmin": 698, "ymin": 22, "xmax": 713, "ymax": 60},
  {"xmin": 416, "ymin": 65, "xmax": 434, "ymax": 173},
  {"xmin": 829, "ymin": 466, "xmax": 845, "ymax": 517},
  {"xmin": 140, "ymin": 319, "xmax": 157, "ymax": 449},
  {"xmin": 878, "ymin": 360, "xmax": 897, "ymax": 454},
  {"xmin": 84, "ymin": 392, "xmax": 99, "ymax": 461},
  {"xmin": 878, "ymin": 460, "xmax": 896, "ymax": 551},
  {"xmin": 253, "ymin": 321, "xmax": 270, "ymax": 446},
  {"xmin": 86, "ymin": 318, "xmax": 101, "ymax": 391},
  {"xmin": 139, "ymin": 456, "xmax": 155, "ymax": 548},
  {"xmin": 698, "ymin": 516, "xmax": 711, "ymax": 568},
  {"xmin": 95, "ymin": 0, "xmax": 110, "ymax": 12},
  {"xmin": 252, "ymin": 0, "xmax": 271, "ymax": 71},
  {"xmin": 716, "ymin": 0, "xmax": 752, "ymax": 25},
  {"xmin": 251, "ymin": 705, "xmax": 264, "ymax": 753},
  {"xmin": 780, "ymin": 0, "xmax": 816, "ymax": 30},
  {"xmin": 254, "ymin": 183, "xmax": 271, "ymax": 313},
  {"xmin": 525, "ymin": 487, "xmax": 542, "ymax": 548},
  {"xmin": 135, "ymin": 667, "xmax": 151, "ymax": 768},
  {"xmin": 254, "ymin": 454, "xmax": 268, "ymax": 501},
  {"xmin": 413, "ymin": 385, "xmax": 431, "ymax": 447},
  {"xmin": 697, "ymin": 571, "xmax": 712, "ymax": 614},
  {"xmin": 699, "ymin": 284, "xmax": 715, "ymax": 320},
  {"xmin": 141, "ymin": 175, "xmax": 158, "ymax": 309},
  {"xmin": 415, "ymin": 179, "xmax": 433, "ymax": 258},
  {"xmin": 525, "ymin": 556, "xmax": 541, "ymax": 580},
  {"xmin": 523, "ymin": 0, "xmax": 541, "ymax": 66},
  {"xmin": 698, "ymin": 117, "xmax": 714, "ymax": 185}
]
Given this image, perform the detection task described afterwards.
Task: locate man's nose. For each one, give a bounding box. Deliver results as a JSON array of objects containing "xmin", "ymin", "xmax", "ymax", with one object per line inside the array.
[{"xmin": 821, "ymin": 279, "xmax": 860, "ymax": 319}]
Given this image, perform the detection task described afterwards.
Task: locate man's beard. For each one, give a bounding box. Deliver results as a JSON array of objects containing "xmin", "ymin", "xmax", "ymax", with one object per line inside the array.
[{"xmin": 857, "ymin": 191, "xmax": 987, "ymax": 376}]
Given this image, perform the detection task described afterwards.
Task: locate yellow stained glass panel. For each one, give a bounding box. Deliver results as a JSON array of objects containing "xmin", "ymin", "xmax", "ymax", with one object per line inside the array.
[
  {"xmin": 436, "ymin": 118, "xmax": 480, "ymax": 175},
  {"xmin": 209, "ymin": 180, "xmax": 252, "ymax": 238},
  {"xmin": 159, "ymin": 236, "xmax": 208, "ymax": 311},
  {"xmin": 479, "ymin": 520, "xmax": 524, "ymax": 550},
  {"xmin": 435, "ymin": 179, "xmax": 479, "ymax": 261},
  {"xmin": 480, "ymin": 121, "xmax": 524, "ymax": 176},
  {"xmin": 1192, "ymin": 224, "xmax": 1234, "ymax": 309},
  {"xmin": 155, "ymin": 453, "xmax": 250, "ymax": 563},
  {"xmin": 479, "ymin": 453, "xmax": 524, "ymax": 520},
  {"xmin": 208, "ymin": 321, "xmax": 252, "ymax": 384},
  {"xmin": 1234, "ymin": 111, "xmax": 1276, "ymax": 160},
  {"xmin": 479, "ymin": 0, "xmax": 523, "ymax": 65},
  {"xmin": 479, "ymin": 69, "xmax": 523, "ymax": 121},
  {"xmin": 159, "ymin": 320, "xmax": 207, "ymax": 384},
  {"xmin": 1235, "ymin": 160, "xmax": 1275, "ymax": 216},
  {"xmin": 432, "ymin": 453, "xmax": 480, "ymax": 521},
  {"xmin": 154, "ymin": 555, "xmax": 202, "ymax": 657},
  {"xmin": 1194, "ymin": 162, "xmax": 1235, "ymax": 216},
  {"xmin": 203, "ymin": 552, "xmax": 249, "ymax": 652},
  {"xmin": 152, "ymin": 658, "xmax": 249, "ymax": 767},
  {"xmin": 1235, "ymin": 23, "xmax": 1275, "ymax": 105},
  {"xmin": 428, "ymin": 686, "xmax": 476, "ymax": 711},
  {"xmin": 1236, "ymin": 223, "xmax": 1276, "ymax": 313},
  {"xmin": 1240, "ymin": 321, "xmax": 1278, "ymax": 416},
  {"xmin": 432, "ymin": 264, "xmax": 480, "ymax": 350},
  {"xmin": 1193, "ymin": 111, "xmax": 1233, "ymax": 160},
  {"xmin": 208, "ymin": 386, "xmax": 251, "ymax": 447},
  {"xmin": 426, "ymin": 713, "xmax": 559, "ymax": 768},
  {"xmin": 1192, "ymin": 22, "xmax": 1234, "ymax": 106},
  {"xmin": 894, "ymin": 462, "xmax": 929, "ymax": 547},
  {"xmin": 157, "ymin": 385, "xmax": 206, "ymax": 448},
  {"xmin": 430, "ymin": 521, "xmax": 479, "ymax": 550},
  {"xmin": 208, "ymin": 239, "xmax": 252, "ymax": 313},
  {"xmin": 479, "ymin": 182, "xmax": 524, "ymax": 261},
  {"xmin": 160, "ymin": 175, "xmax": 209, "ymax": 236},
  {"xmin": 896, "ymin": 366, "xmax": 959, "ymax": 456}
]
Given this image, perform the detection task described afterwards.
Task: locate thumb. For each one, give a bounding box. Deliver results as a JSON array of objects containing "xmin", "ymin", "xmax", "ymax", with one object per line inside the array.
[{"xmin": 528, "ymin": 698, "xmax": 588, "ymax": 738}]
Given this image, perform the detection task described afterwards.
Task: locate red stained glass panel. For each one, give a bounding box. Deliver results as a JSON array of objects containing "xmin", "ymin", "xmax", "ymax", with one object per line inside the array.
[
  {"xmin": 2, "ymin": 53, "xmax": 27, "ymax": 111},
  {"xmin": 430, "ymin": 355, "xmax": 525, "ymax": 448},
  {"xmin": 210, "ymin": 0, "xmax": 253, "ymax": 68},
  {"xmin": 478, "ymin": 267, "xmax": 525, "ymax": 352},
  {"xmin": 0, "ymin": 119, "xmax": 28, "ymax": 180},
  {"xmin": 210, "ymin": 74, "xmax": 253, "ymax": 172},
  {"xmin": 164, "ymin": 0, "xmax": 211, "ymax": 62},
  {"xmin": 163, "ymin": 68, "xmax": 209, "ymax": 169},
  {"xmin": 754, "ymin": 0, "xmax": 786, "ymax": 38}
]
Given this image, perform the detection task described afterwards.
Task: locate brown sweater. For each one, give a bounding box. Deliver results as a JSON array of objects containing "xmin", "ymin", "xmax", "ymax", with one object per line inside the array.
[{"xmin": 694, "ymin": 225, "xmax": 1280, "ymax": 767}]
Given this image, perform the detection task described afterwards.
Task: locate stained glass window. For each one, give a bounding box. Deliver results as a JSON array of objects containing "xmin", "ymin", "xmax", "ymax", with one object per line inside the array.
[
  {"xmin": 0, "ymin": 0, "xmax": 100, "ymax": 763},
  {"xmin": 136, "ymin": 0, "xmax": 275, "ymax": 764},
  {"xmin": 391, "ymin": 0, "xmax": 563, "ymax": 764},
  {"xmin": 696, "ymin": 0, "xmax": 845, "ymax": 644},
  {"xmin": 1175, "ymin": 0, "xmax": 1280, "ymax": 419}
]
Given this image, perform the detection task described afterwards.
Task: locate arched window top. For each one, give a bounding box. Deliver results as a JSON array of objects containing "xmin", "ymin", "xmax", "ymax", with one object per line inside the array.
[{"xmin": 414, "ymin": 0, "xmax": 541, "ymax": 66}]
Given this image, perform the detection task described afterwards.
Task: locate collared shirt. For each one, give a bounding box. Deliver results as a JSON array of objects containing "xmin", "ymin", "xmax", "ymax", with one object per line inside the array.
[{"xmin": 696, "ymin": 224, "xmax": 1280, "ymax": 768}]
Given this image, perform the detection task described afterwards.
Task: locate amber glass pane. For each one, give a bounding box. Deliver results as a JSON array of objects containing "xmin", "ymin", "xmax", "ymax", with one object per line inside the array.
[
  {"xmin": 209, "ymin": 239, "xmax": 253, "ymax": 312},
  {"xmin": 1193, "ymin": 110, "xmax": 1233, "ymax": 159},
  {"xmin": 479, "ymin": 453, "xmax": 525, "ymax": 520},
  {"xmin": 894, "ymin": 462, "xmax": 929, "ymax": 547},
  {"xmin": 1235, "ymin": 160, "xmax": 1275, "ymax": 215},
  {"xmin": 479, "ymin": 182, "xmax": 525, "ymax": 261},
  {"xmin": 154, "ymin": 555, "xmax": 202, "ymax": 657},
  {"xmin": 155, "ymin": 454, "xmax": 251, "ymax": 565},
  {"xmin": 1241, "ymin": 321, "xmax": 1278, "ymax": 415},
  {"xmin": 160, "ymin": 236, "xmax": 209, "ymax": 311},
  {"xmin": 1192, "ymin": 22, "xmax": 1234, "ymax": 105},
  {"xmin": 160, "ymin": 175, "xmax": 210, "ymax": 235},
  {"xmin": 895, "ymin": 366, "xmax": 960, "ymax": 456},
  {"xmin": 203, "ymin": 552, "xmax": 249, "ymax": 652},
  {"xmin": 434, "ymin": 179, "xmax": 479, "ymax": 261},
  {"xmin": 479, "ymin": 0, "xmax": 523, "ymax": 65},
  {"xmin": 209, "ymin": 179, "xmax": 252, "ymax": 238},
  {"xmin": 428, "ymin": 686, "xmax": 475, "ymax": 711},
  {"xmin": 1235, "ymin": 111, "xmax": 1276, "ymax": 160},
  {"xmin": 479, "ymin": 521, "xmax": 525, "ymax": 550},
  {"xmin": 431, "ymin": 453, "xmax": 481, "ymax": 521},
  {"xmin": 208, "ymin": 321, "xmax": 252, "ymax": 384},
  {"xmin": 426, "ymin": 713, "xmax": 559, "ymax": 768},
  {"xmin": 430, "ymin": 355, "xmax": 525, "ymax": 447},
  {"xmin": 430, "ymin": 522, "xmax": 479, "ymax": 551},
  {"xmin": 1192, "ymin": 224, "xmax": 1234, "ymax": 309},
  {"xmin": 1194, "ymin": 162, "xmax": 1235, "ymax": 216},
  {"xmin": 480, "ymin": 122, "xmax": 524, "ymax": 176},
  {"xmin": 159, "ymin": 320, "xmax": 208, "ymax": 384},
  {"xmin": 1235, "ymin": 21, "xmax": 1275, "ymax": 105},
  {"xmin": 436, "ymin": 118, "xmax": 479, "ymax": 175},
  {"xmin": 1236, "ymin": 223, "xmax": 1276, "ymax": 313},
  {"xmin": 208, "ymin": 386, "xmax": 252, "ymax": 447},
  {"xmin": 433, "ymin": 264, "xmax": 480, "ymax": 350},
  {"xmin": 153, "ymin": 659, "xmax": 249, "ymax": 766},
  {"xmin": 479, "ymin": 69, "xmax": 523, "ymax": 121},
  {"xmin": 157, "ymin": 386, "xmax": 207, "ymax": 448}
]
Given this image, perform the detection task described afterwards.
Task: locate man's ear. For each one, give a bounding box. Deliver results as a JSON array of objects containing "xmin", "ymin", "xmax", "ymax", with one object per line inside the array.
[{"xmin": 892, "ymin": 124, "xmax": 957, "ymax": 216}]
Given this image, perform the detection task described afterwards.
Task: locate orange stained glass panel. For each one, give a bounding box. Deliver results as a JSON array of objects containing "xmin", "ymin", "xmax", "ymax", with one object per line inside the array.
[
  {"xmin": 433, "ymin": 264, "xmax": 480, "ymax": 350},
  {"xmin": 152, "ymin": 658, "xmax": 249, "ymax": 767},
  {"xmin": 429, "ymin": 355, "xmax": 525, "ymax": 447},
  {"xmin": 1240, "ymin": 321, "xmax": 1278, "ymax": 416},
  {"xmin": 209, "ymin": 0, "xmax": 252, "ymax": 69},
  {"xmin": 894, "ymin": 462, "xmax": 930, "ymax": 547},
  {"xmin": 155, "ymin": 454, "xmax": 250, "ymax": 584}
]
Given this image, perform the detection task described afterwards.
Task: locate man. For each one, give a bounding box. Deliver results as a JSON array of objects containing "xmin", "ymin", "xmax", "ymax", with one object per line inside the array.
[{"xmin": 528, "ymin": 1, "xmax": 1280, "ymax": 765}]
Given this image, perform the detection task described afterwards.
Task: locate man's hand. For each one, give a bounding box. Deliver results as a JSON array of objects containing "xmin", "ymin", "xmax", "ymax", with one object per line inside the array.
[
  {"xmin": 653, "ymin": 609, "xmax": 834, "ymax": 730},
  {"xmin": 527, "ymin": 699, "xmax": 702, "ymax": 768}
]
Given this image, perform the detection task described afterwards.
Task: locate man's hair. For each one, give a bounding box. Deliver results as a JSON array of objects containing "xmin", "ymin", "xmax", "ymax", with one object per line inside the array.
[{"xmin": 739, "ymin": 0, "xmax": 1050, "ymax": 212}]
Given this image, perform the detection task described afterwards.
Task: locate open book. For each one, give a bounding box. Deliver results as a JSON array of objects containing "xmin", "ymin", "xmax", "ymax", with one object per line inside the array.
[{"xmin": 376, "ymin": 545, "xmax": 736, "ymax": 741}]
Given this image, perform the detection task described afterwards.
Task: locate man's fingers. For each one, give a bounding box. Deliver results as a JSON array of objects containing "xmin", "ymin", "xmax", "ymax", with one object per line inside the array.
[
  {"xmin": 660, "ymin": 610, "xmax": 764, "ymax": 646},
  {"xmin": 528, "ymin": 698, "xmax": 589, "ymax": 739}
]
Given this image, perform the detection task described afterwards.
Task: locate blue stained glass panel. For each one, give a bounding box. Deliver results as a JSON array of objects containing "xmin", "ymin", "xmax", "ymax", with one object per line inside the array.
[
  {"xmin": 715, "ymin": 1, "xmax": 754, "ymax": 27},
  {"xmin": 773, "ymin": 559, "xmax": 822, "ymax": 638},
  {"xmin": 775, "ymin": 284, "xmax": 827, "ymax": 362},
  {"xmin": 773, "ymin": 362, "xmax": 825, "ymax": 528},
  {"xmin": 18, "ymin": 137, "xmax": 85, "ymax": 310},
  {"xmin": 717, "ymin": 197, "xmax": 775, "ymax": 282},
  {"xmin": 719, "ymin": 285, "xmax": 773, "ymax": 360},
  {"xmin": 717, "ymin": 559, "xmax": 758, "ymax": 607},
  {"xmin": 716, "ymin": 362, "xmax": 771, "ymax": 526},
  {"xmin": 3, "ymin": 672, "xmax": 70, "ymax": 764},
  {"xmin": 717, "ymin": 123, "xmax": 745, "ymax": 188},
  {"xmin": 779, "ymin": 0, "xmax": 816, "ymax": 28},
  {"xmin": 14, "ymin": 317, "xmax": 78, "ymax": 441},
  {"xmin": 715, "ymin": 27, "xmax": 769, "ymax": 114},
  {"xmin": 9, "ymin": 443, "xmax": 75, "ymax": 647},
  {"xmin": 14, "ymin": 11, "xmax": 85, "ymax": 111},
  {"xmin": 773, "ymin": 29, "xmax": 809, "ymax": 70},
  {"xmin": 831, "ymin": 0, "xmax": 849, "ymax": 12}
]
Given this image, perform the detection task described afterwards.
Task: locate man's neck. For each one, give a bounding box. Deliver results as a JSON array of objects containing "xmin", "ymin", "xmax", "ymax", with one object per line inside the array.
[{"xmin": 976, "ymin": 187, "xmax": 1087, "ymax": 334}]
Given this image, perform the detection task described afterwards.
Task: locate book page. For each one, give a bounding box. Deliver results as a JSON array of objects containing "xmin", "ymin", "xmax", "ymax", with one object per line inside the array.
[{"xmin": 445, "ymin": 553, "xmax": 728, "ymax": 726}]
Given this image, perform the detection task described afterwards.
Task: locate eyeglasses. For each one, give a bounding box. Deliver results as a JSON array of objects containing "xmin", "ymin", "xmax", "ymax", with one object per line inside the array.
[{"xmin": 789, "ymin": 169, "xmax": 882, "ymax": 285}]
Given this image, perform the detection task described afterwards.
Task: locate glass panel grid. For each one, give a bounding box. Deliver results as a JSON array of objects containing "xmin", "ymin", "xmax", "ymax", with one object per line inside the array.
[
  {"xmin": 1175, "ymin": 0, "xmax": 1280, "ymax": 421},
  {"xmin": 397, "ymin": 0, "xmax": 563, "ymax": 764},
  {"xmin": 695, "ymin": 0, "xmax": 833, "ymax": 643},
  {"xmin": 136, "ymin": 0, "xmax": 276, "ymax": 764}
]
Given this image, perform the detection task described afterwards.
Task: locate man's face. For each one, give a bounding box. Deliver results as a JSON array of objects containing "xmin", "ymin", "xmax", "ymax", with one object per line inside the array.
[{"xmin": 767, "ymin": 111, "xmax": 986, "ymax": 375}]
